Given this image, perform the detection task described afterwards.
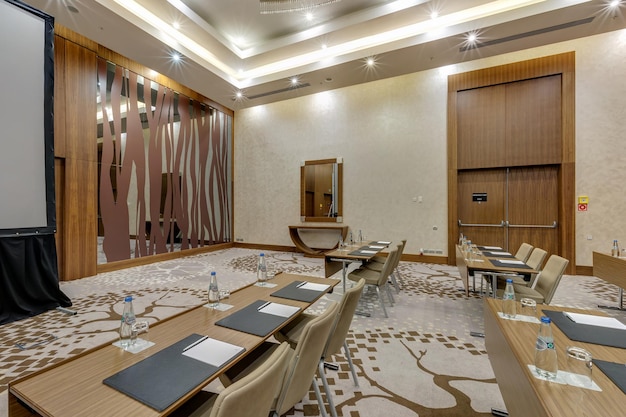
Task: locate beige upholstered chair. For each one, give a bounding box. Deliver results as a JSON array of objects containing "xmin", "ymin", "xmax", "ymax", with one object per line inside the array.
[
  {"xmin": 220, "ymin": 301, "xmax": 340, "ymax": 417},
  {"xmin": 497, "ymin": 254, "xmax": 569, "ymax": 304},
  {"xmin": 347, "ymin": 246, "xmax": 398, "ymax": 317},
  {"xmin": 514, "ymin": 242, "xmax": 534, "ymax": 262},
  {"xmin": 365, "ymin": 240, "xmax": 406, "ymax": 291},
  {"xmin": 171, "ymin": 341, "xmax": 292, "ymax": 417},
  {"xmin": 275, "ymin": 279, "xmax": 366, "ymax": 417},
  {"xmin": 494, "ymin": 247, "xmax": 548, "ymax": 290}
]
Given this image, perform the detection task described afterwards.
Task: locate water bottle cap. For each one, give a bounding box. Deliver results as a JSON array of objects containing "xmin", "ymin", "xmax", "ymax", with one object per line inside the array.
[
  {"xmin": 506, "ymin": 278, "xmax": 513, "ymax": 283},
  {"xmin": 260, "ymin": 253, "xmax": 265, "ymax": 256},
  {"xmin": 540, "ymin": 316, "xmax": 551, "ymax": 323},
  {"xmin": 124, "ymin": 296, "xmax": 133, "ymax": 302},
  {"xmin": 211, "ymin": 271, "xmax": 216, "ymax": 275}
]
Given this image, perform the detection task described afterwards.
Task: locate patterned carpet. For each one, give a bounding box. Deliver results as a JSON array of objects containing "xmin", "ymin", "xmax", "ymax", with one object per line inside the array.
[{"xmin": 2, "ymin": 248, "xmax": 625, "ymax": 417}]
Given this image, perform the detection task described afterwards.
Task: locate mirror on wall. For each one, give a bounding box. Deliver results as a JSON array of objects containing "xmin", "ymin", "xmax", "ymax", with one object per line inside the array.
[{"xmin": 300, "ymin": 158, "xmax": 342, "ymax": 222}]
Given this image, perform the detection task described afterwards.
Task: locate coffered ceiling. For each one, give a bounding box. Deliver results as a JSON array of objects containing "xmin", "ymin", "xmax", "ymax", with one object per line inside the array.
[{"xmin": 19, "ymin": 0, "xmax": 626, "ymax": 109}]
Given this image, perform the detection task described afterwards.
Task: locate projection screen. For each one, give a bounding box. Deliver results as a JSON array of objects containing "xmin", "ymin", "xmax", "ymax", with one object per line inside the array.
[{"xmin": 0, "ymin": 0, "xmax": 55, "ymax": 236}]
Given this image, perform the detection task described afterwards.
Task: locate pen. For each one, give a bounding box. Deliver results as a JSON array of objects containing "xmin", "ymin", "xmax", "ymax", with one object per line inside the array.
[
  {"xmin": 296, "ymin": 281, "xmax": 306, "ymax": 288},
  {"xmin": 257, "ymin": 301, "xmax": 271, "ymax": 311},
  {"xmin": 183, "ymin": 335, "xmax": 208, "ymax": 352}
]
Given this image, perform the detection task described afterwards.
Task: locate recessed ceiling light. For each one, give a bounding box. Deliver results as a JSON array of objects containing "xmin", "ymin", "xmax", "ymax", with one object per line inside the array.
[
  {"xmin": 290, "ymin": 76, "xmax": 300, "ymax": 86},
  {"xmin": 305, "ymin": 12, "xmax": 314, "ymax": 21},
  {"xmin": 609, "ymin": 0, "xmax": 621, "ymax": 7},
  {"xmin": 172, "ymin": 21, "xmax": 181, "ymax": 30},
  {"xmin": 366, "ymin": 56, "xmax": 376, "ymax": 67},
  {"xmin": 430, "ymin": 11, "xmax": 439, "ymax": 19}
]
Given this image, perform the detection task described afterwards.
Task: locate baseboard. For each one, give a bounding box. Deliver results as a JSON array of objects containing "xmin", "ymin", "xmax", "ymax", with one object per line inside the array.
[{"xmin": 576, "ymin": 265, "xmax": 593, "ymax": 276}]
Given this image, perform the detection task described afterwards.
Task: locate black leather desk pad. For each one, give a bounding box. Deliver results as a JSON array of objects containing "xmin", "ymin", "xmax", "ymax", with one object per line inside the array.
[
  {"xmin": 271, "ymin": 281, "xmax": 326, "ymax": 302},
  {"xmin": 543, "ymin": 310, "xmax": 626, "ymax": 349},
  {"xmin": 593, "ymin": 359, "xmax": 626, "ymax": 394},
  {"xmin": 489, "ymin": 259, "xmax": 532, "ymax": 269},
  {"xmin": 482, "ymin": 251, "xmax": 516, "ymax": 258},
  {"xmin": 103, "ymin": 333, "xmax": 243, "ymax": 411},
  {"xmin": 215, "ymin": 300, "xmax": 300, "ymax": 337}
]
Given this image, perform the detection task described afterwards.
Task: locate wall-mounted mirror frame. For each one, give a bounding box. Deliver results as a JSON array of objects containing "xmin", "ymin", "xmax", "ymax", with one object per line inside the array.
[{"xmin": 300, "ymin": 158, "xmax": 343, "ymax": 222}]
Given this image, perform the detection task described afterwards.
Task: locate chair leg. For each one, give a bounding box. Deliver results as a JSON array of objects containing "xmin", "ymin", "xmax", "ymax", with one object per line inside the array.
[
  {"xmin": 311, "ymin": 378, "xmax": 329, "ymax": 417},
  {"xmin": 376, "ymin": 287, "xmax": 389, "ymax": 318},
  {"xmin": 318, "ymin": 360, "xmax": 338, "ymax": 417},
  {"xmin": 389, "ymin": 272, "xmax": 401, "ymax": 293},
  {"xmin": 385, "ymin": 283, "xmax": 395, "ymax": 305},
  {"xmin": 343, "ymin": 341, "xmax": 359, "ymax": 387},
  {"xmin": 395, "ymin": 267, "xmax": 406, "ymax": 288}
]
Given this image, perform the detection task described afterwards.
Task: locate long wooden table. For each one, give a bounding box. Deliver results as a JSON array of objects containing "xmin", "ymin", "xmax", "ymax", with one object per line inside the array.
[
  {"xmin": 484, "ymin": 298, "xmax": 626, "ymax": 417},
  {"xmin": 456, "ymin": 245, "xmax": 536, "ymax": 297},
  {"xmin": 324, "ymin": 242, "xmax": 387, "ymax": 292},
  {"xmin": 593, "ymin": 251, "xmax": 626, "ymax": 310},
  {"xmin": 8, "ymin": 273, "xmax": 335, "ymax": 417}
]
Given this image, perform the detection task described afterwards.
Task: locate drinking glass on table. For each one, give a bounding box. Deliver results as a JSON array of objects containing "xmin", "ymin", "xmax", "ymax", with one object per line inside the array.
[
  {"xmin": 520, "ymin": 298, "xmax": 537, "ymax": 317},
  {"xmin": 565, "ymin": 346, "xmax": 593, "ymax": 388}
]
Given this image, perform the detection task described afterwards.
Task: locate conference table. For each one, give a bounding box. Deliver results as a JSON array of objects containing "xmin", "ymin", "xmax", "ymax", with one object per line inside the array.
[
  {"xmin": 324, "ymin": 241, "xmax": 390, "ymax": 292},
  {"xmin": 593, "ymin": 251, "xmax": 626, "ymax": 310},
  {"xmin": 484, "ymin": 298, "xmax": 626, "ymax": 417},
  {"xmin": 8, "ymin": 273, "xmax": 336, "ymax": 417},
  {"xmin": 456, "ymin": 245, "xmax": 537, "ymax": 297}
]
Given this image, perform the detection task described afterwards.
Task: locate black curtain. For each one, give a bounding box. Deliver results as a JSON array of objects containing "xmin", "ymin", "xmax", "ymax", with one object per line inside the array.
[{"xmin": 0, "ymin": 234, "xmax": 71, "ymax": 325}]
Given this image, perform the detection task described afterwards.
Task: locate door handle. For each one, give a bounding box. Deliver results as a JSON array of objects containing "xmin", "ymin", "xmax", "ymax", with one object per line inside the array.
[
  {"xmin": 458, "ymin": 219, "xmax": 506, "ymax": 228},
  {"xmin": 507, "ymin": 220, "xmax": 558, "ymax": 229}
]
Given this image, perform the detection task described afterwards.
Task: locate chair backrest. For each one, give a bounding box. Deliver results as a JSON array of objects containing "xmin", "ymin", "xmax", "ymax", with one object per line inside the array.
[
  {"xmin": 324, "ymin": 278, "xmax": 365, "ymax": 357},
  {"xmin": 534, "ymin": 254, "xmax": 569, "ymax": 304},
  {"xmin": 526, "ymin": 248, "xmax": 548, "ymax": 286},
  {"xmin": 515, "ymin": 243, "xmax": 534, "ymax": 262},
  {"xmin": 275, "ymin": 301, "xmax": 340, "ymax": 416},
  {"xmin": 209, "ymin": 342, "xmax": 292, "ymax": 417},
  {"xmin": 376, "ymin": 246, "xmax": 399, "ymax": 286}
]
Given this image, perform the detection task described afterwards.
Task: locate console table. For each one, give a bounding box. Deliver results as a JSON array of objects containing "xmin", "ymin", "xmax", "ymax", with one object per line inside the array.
[{"xmin": 288, "ymin": 225, "xmax": 348, "ymax": 256}]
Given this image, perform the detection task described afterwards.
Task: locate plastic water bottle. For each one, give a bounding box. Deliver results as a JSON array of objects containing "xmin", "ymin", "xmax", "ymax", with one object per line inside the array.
[
  {"xmin": 119, "ymin": 296, "xmax": 136, "ymax": 349},
  {"xmin": 535, "ymin": 316, "xmax": 558, "ymax": 379},
  {"xmin": 612, "ymin": 240, "xmax": 620, "ymax": 257},
  {"xmin": 257, "ymin": 253, "xmax": 267, "ymax": 286},
  {"xmin": 208, "ymin": 271, "xmax": 219, "ymax": 307},
  {"xmin": 502, "ymin": 278, "xmax": 516, "ymax": 318}
]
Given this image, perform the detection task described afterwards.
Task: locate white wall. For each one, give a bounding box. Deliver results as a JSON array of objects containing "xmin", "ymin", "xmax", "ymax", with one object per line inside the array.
[{"xmin": 234, "ymin": 28, "xmax": 626, "ymax": 267}]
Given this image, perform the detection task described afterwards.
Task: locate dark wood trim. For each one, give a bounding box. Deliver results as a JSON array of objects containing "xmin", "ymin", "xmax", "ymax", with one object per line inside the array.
[{"xmin": 576, "ymin": 265, "xmax": 593, "ymax": 277}]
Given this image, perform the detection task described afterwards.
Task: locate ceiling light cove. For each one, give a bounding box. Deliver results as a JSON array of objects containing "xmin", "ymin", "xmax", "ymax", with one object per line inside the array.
[{"xmin": 105, "ymin": 0, "xmax": 593, "ymax": 89}]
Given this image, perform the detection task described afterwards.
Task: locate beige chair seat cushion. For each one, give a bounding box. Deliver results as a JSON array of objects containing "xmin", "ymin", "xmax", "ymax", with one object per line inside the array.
[{"xmin": 274, "ymin": 313, "xmax": 316, "ymax": 347}]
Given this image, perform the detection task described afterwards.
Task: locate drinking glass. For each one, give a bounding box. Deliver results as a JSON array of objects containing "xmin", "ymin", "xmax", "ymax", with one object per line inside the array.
[
  {"xmin": 565, "ymin": 346, "xmax": 593, "ymax": 388},
  {"xmin": 130, "ymin": 320, "xmax": 149, "ymax": 346},
  {"xmin": 520, "ymin": 298, "xmax": 537, "ymax": 317}
]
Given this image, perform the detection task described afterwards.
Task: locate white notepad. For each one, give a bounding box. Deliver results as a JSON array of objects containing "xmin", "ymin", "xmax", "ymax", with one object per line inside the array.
[
  {"xmin": 297, "ymin": 282, "xmax": 331, "ymax": 292},
  {"xmin": 482, "ymin": 246, "xmax": 502, "ymax": 250},
  {"xmin": 258, "ymin": 302, "xmax": 300, "ymax": 318},
  {"xmin": 489, "ymin": 251, "xmax": 511, "ymax": 256},
  {"xmin": 182, "ymin": 337, "xmax": 244, "ymax": 367},
  {"xmin": 498, "ymin": 259, "xmax": 524, "ymax": 265},
  {"xmin": 360, "ymin": 250, "xmax": 377, "ymax": 254},
  {"xmin": 564, "ymin": 312, "xmax": 626, "ymax": 330},
  {"xmin": 368, "ymin": 245, "xmax": 385, "ymax": 249}
]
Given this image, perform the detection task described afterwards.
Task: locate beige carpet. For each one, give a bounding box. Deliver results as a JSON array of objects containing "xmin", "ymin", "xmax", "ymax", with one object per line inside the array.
[{"xmin": 2, "ymin": 248, "xmax": 625, "ymax": 417}]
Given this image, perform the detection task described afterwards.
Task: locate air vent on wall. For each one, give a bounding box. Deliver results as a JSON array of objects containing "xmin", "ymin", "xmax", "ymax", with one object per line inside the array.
[
  {"xmin": 459, "ymin": 16, "xmax": 595, "ymax": 52},
  {"xmin": 247, "ymin": 82, "xmax": 312, "ymax": 100}
]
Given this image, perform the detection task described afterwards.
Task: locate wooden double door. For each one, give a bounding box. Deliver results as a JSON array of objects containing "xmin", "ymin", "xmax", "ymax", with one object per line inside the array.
[{"xmin": 458, "ymin": 166, "xmax": 559, "ymax": 257}]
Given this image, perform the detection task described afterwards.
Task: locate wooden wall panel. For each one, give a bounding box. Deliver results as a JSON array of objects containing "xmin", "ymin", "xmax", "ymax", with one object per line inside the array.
[
  {"xmin": 447, "ymin": 52, "xmax": 576, "ymax": 273},
  {"xmin": 58, "ymin": 38, "xmax": 98, "ymax": 280},
  {"xmin": 54, "ymin": 158, "xmax": 65, "ymax": 279},
  {"xmin": 505, "ymin": 76, "xmax": 562, "ymax": 166},
  {"xmin": 457, "ymin": 85, "xmax": 506, "ymax": 169},
  {"xmin": 53, "ymin": 36, "xmax": 66, "ymax": 158}
]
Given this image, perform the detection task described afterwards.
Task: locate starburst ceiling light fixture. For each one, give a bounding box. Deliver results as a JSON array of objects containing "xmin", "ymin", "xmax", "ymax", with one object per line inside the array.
[{"xmin": 260, "ymin": 0, "xmax": 341, "ymax": 14}]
